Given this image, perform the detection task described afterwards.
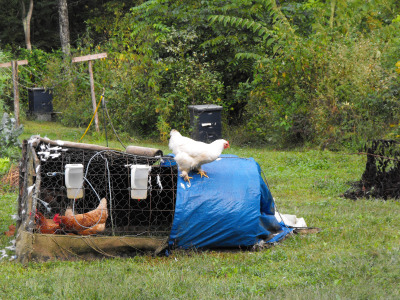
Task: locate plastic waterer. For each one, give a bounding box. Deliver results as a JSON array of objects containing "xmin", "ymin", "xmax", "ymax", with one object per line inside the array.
[
  {"xmin": 65, "ymin": 164, "xmax": 84, "ymax": 199},
  {"xmin": 131, "ymin": 165, "xmax": 151, "ymax": 199}
]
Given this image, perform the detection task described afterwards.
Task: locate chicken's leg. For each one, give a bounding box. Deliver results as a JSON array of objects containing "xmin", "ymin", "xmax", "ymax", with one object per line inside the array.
[
  {"xmin": 181, "ymin": 170, "xmax": 193, "ymax": 184},
  {"xmin": 197, "ymin": 169, "xmax": 209, "ymax": 179}
]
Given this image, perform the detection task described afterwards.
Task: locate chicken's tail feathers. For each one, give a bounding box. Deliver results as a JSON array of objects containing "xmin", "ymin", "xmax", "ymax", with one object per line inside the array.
[
  {"xmin": 65, "ymin": 207, "xmax": 73, "ymax": 217},
  {"xmin": 98, "ymin": 198, "xmax": 109, "ymax": 218},
  {"xmin": 98, "ymin": 198, "xmax": 107, "ymax": 209},
  {"xmin": 170, "ymin": 129, "xmax": 181, "ymax": 137}
]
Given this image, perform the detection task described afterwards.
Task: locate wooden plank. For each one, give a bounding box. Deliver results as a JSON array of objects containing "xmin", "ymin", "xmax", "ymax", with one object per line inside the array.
[
  {"xmin": 38, "ymin": 137, "xmax": 112, "ymax": 151},
  {"xmin": 71, "ymin": 52, "xmax": 107, "ymax": 63},
  {"xmin": 126, "ymin": 146, "xmax": 163, "ymax": 157},
  {"xmin": 0, "ymin": 60, "xmax": 28, "ymax": 68}
]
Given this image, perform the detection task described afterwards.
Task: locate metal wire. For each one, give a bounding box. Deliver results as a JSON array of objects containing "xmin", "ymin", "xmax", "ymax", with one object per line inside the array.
[
  {"xmin": 103, "ymin": 98, "xmax": 127, "ymax": 149},
  {"xmin": 34, "ymin": 142, "xmax": 177, "ymax": 236}
]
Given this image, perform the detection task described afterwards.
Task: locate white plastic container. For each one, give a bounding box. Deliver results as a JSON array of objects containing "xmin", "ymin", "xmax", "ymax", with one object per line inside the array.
[
  {"xmin": 65, "ymin": 164, "xmax": 84, "ymax": 199},
  {"xmin": 130, "ymin": 165, "xmax": 151, "ymax": 199}
]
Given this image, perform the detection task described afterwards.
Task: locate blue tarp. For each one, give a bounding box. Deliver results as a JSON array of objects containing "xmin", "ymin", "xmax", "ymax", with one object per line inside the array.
[{"xmin": 168, "ymin": 155, "xmax": 292, "ymax": 249}]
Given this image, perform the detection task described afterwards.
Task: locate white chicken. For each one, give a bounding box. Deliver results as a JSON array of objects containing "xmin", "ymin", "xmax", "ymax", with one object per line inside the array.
[{"xmin": 169, "ymin": 129, "xmax": 230, "ymax": 183}]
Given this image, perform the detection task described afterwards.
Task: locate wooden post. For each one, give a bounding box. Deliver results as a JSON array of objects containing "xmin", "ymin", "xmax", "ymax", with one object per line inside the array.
[
  {"xmin": 72, "ymin": 53, "xmax": 107, "ymax": 133},
  {"xmin": 0, "ymin": 60, "xmax": 28, "ymax": 127},
  {"xmin": 12, "ymin": 61, "xmax": 20, "ymax": 126},
  {"xmin": 88, "ymin": 60, "xmax": 99, "ymax": 132}
]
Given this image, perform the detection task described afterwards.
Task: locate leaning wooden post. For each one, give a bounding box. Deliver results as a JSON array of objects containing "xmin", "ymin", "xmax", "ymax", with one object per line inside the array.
[
  {"xmin": 12, "ymin": 61, "xmax": 20, "ymax": 126},
  {"xmin": 88, "ymin": 60, "xmax": 99, "ymax": 132},
  {"xmin": 72, "ymin": 52, "xmax": 107, "ymax": 133},
  {"xmin": 0, "ymin": 59, "xmax": 28, "ymax": 127}
]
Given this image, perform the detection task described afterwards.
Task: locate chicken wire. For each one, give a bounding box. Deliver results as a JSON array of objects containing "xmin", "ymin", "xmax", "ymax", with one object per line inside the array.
[{"xmin": 34, "ymin": 141, "xmax": 177, "ymax": 237}]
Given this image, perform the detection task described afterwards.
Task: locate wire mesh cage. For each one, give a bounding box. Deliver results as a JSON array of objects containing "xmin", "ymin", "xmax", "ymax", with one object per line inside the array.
[
  {"xmin": 23, "ymin": 137, "xmax": 177, "ymax": 238},
  {"xmin": 15, "ymin": 136, "xmax": 303, "ymax": 263},
  {"xmin": 343, "ymin": 139, "xmax": 400, "ymax": 200}
]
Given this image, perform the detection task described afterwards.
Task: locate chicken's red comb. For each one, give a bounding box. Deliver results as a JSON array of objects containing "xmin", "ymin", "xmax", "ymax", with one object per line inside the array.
[{"xmin": 53, "ymin": 213, "xmax": 61, "ymax": 224}]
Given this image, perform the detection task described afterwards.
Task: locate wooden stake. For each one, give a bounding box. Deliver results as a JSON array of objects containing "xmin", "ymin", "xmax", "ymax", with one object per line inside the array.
[
  {"xmin": 12, "ymin": 61, "xmax": 20, "ymax": 127},
  {"xmin": 88, "ymin": 60, "xmax": 99, "ymax": 132},
  {"xmin": 0, "ymin": 60, "xmax": 28, "ymax": 127}
]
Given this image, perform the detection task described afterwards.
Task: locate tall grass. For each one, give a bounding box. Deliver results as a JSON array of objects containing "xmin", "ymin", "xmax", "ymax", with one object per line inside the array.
[{"xmin": 1, "ymin": 121, "xmax": 399, "ymax": 299}]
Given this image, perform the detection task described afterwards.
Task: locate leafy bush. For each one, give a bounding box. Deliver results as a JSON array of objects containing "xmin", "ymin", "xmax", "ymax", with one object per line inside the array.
[
  {"xmin": 245, "ymin": 32, "xmax": 400, "ymax": 149},
  {"xmin": 0, "ymin": 157, "xmax": 10, "ymax": 176},
  {"xmin": 237, "ymin": 1, "xmax": 400, "ymax": 149},
  {"xmin": 0, "ymin": 50, "xmax": 12, "ymax": 116},
  {"xmin": 0, "ymin": 113, "xmax": 23, "ymax": 160}
]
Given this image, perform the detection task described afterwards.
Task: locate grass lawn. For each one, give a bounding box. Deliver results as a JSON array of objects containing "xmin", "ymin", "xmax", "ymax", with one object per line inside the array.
[{"xmin": 1, "ymin": 120, "xmax": 399, "ymax": 299}]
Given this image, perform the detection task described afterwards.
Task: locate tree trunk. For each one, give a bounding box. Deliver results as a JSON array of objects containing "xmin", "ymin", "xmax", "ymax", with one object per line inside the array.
[
  {"xmin": 21, "ymin": 0, "xmax": 33, "ymax": 50},
  {"xmin": 58, "ymin": 0, "xmax": 70, "ymax": 55}
]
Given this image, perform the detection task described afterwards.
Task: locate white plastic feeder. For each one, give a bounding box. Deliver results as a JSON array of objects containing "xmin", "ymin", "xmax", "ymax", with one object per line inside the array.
[
  {"xmin": 65, "ymin": 164, "xmax": 84, "ymax": 199},
  {"xmin": 130, "ymin": 165, "xmax": 151, "ymax": 199}
]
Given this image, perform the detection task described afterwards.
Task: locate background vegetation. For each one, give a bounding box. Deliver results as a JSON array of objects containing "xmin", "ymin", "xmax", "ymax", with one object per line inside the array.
[{"xmin": 0, "ymin": 0, "xmax": 399, "ymax": 149}]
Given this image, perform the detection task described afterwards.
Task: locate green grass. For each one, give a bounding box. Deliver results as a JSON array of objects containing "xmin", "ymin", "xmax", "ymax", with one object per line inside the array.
[
  {"xmin": 1, "ymin": 120, "xmax": 399, "ymax": 299},
  {"xmin": 0, "ymin": 157, "xmax": 10, "ymax": 176}
]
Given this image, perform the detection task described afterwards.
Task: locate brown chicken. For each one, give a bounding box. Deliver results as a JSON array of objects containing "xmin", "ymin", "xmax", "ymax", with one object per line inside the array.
[
  {"xmin": 78, "ymin": 223, "xmax": 106, "ymax": 235},
  {"xmin": 64, "ymin": 206, "xmax": 106, "ymax": 235},
  {"xmin": 35, "ymin": 212, "xmax": 61, "ymax": 234},
  {"xmin": 54, "ymin": 198, "xmax": 108, "ymax": 232},
  {"xmin": 4, "ymin": 224, "xmax": 16, "ymax": 237}
]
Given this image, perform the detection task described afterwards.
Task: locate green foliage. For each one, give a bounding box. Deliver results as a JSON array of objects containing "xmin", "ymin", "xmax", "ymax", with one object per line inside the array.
[
  {"xmin": 0, "ymin": 50, "xmax": 12, "ymax": 116},
  {"xmin": 38, "ymin": 50, "xmax": 100, "ymax": 129},
  {"xmin": 4, "ymin": 0, "xmax": 400, "ymax": 148},
  {"xmin": 240, "ymin": 1, "xmax": 400, "ymax": 149},
  {"xmin": 43, "ymin": 0, "xmax": 231, "ymax": 140},
  {"xmin": 0, "ymin": 157, "xmax": 10, "ymax": 176},
  {"xmin": 0, "ymin": 113, "xmax": 23, "ymax": 160}
]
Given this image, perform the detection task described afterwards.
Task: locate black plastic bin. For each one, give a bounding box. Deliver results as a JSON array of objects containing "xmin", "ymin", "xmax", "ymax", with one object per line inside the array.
[
  {"xmin": 188, "ymin": 104, "xmax": 223, "ymax": 142},
  {"xmin": 28, "ymin": 88, "xmax": 53, "ymax": 114}
]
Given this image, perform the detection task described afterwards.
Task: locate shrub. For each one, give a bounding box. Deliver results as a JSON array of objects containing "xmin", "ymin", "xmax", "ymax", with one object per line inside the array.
[
  {"xmin": 0, "ymin": 157, "xmax": 10, "ymax": 176},
  {"xmin": 244, "ymin": 24, "xmax": 400, "ymax": 149},
  {"xmin": 0, "ymin": 112, "xmax": 23, "ymax": 160}
]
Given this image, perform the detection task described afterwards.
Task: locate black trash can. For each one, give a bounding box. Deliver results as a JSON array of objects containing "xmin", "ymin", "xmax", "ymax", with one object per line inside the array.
[
  {"xmin": 28, "ymin": 88, "xmax": 53, "ymax": 113},
  {"xmin": 28, "ymin": 88, "xmax": 53, "ymax": 121},
  {"xmin": 188, "ymin": 104, "xmax": 223, "ymax": 143}
]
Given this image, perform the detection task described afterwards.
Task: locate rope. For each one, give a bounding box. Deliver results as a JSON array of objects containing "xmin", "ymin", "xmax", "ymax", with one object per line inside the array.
[
  {"xmin": 117, "ymin": 237, "xmax": 145, "ymax": 254},
  {"xmin": 78, "ymin": 92, "xmax": 104, "ymax": 143},
  {"xmin": 49, "ymin": 235, "xmax": 84, "ymax": 259},
  {"xmin": 350, "ymin": 151, "xmax": 400, "ymax": 162},
  {"xmin": 82, "ymin": 236, "xmax": 117, "ymax": 258}
]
